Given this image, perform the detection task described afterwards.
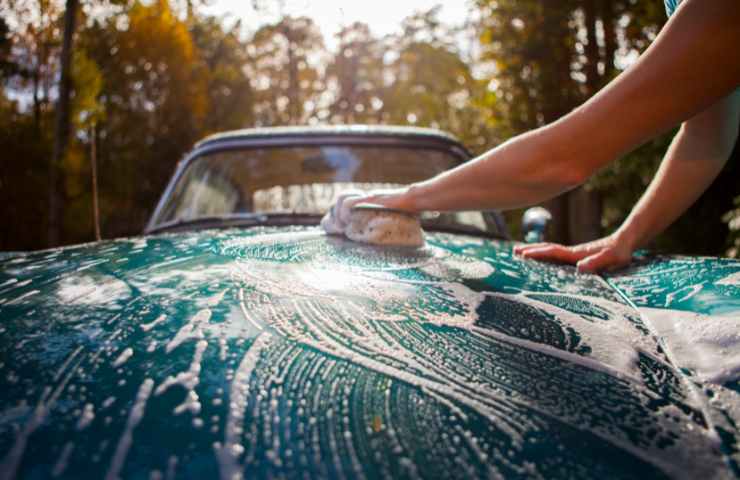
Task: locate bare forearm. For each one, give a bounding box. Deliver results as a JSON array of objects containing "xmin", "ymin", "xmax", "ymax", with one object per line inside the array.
[
  {"xmin": 618, "ymin": 137, "xmax": 725, "ymax": 250},
  {"xmin": 400, "ymin": 0, "xmax": 740, "ymax": 213},
  {"xmin": 617, "ymin": 92, "xmax": 740, "ymax": 249},
  {"xmin": 566, "ymin": 0, "xmax": 740, "ymax": 170},
  {"xmin": 406, "ymin": 127, "xmax": 578, "ymax": 211}
]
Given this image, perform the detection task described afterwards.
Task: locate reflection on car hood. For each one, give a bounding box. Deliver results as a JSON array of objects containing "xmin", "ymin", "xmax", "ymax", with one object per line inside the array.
[{"xmin": 1, "ymin": 227, "xmax": 739, "ymax": 479}]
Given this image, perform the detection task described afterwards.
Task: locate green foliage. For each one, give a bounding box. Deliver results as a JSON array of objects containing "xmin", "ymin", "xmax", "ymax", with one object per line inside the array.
[
  {"xmin": 382, "ymin": 9, "xmax": 495, "ymax": 153},
  {"xmin": 71, "ymin": 48, "xmax": 103, "ymax": 129},
  {"xmin": 0, "ymin": 100, "xmax": 53, "ymax": 249},
  {"xmin": 590, "ymin": 131, "xmax": 673, "ymax": 232},
  {"xmin": 79, "ymin": 0, "xmax": 208, "ymax": 235},
  {"xmin": 0, "ymin": 0, "xmax": 736, "ymax": 257},
  {"xmin": 249, "ymin": 16, "xmax": 324, "ymax": 126},
  {"xmin": 324, "ymin": 22, "xmax": 385, "ymax": 124},
  {"xmin": 476, "ymin": 0, "xmax": 581, "ymax": 130},
  {"xmin": 190, "ymin": 17, "xmax": 254, "ymax": 133},
  {"xmin": 0, "ymin": 17, "xmax": 16, "ymax": 80}
]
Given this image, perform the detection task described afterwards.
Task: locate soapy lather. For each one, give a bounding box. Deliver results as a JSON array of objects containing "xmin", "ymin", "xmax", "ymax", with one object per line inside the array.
[{"xmin": 321, "ymin": 193, "xmax": 425, "ymax": 247}]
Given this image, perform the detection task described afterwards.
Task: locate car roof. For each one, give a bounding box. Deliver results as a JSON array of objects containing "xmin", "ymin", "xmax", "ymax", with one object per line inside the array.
[{"xmin": 194, "ymin": 125, "xmax": 464, "ymax": 150}]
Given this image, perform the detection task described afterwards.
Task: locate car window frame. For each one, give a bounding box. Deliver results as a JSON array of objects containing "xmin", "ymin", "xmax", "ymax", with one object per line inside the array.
[{"xmin": 145, "ymin": 133, "xmax": 509, "ymax": 238}]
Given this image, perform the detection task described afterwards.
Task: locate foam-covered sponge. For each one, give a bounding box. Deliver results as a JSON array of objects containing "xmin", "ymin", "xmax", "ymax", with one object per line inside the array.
[
  {"xmin": 321, "ymin": 194, "xmax": 424, "ymax": 247},
  {"xmin": 345, "ymin": 206, "xmax": 424, "ymax": 247}
]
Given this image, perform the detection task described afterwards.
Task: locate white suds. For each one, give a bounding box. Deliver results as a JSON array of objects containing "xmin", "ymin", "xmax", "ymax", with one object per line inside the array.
[
  {"xmin": 51, "ymin": 442, "xmax": 74, "ymax": 477},
  {"xmin": 56, "ymin": 274, "xmax": 129, "ymax": 305},
  {"xmin": 76, "ymin": 403, "xmax": 95, "ymax": 430},
  {"xmin": 206, "ymin": 289, "xmax": 228, "ymax": 307},
  {"xmin": 140, "ymin": 314, "xmax": 167, "ymax": 332},
  {"xmin": 640, "ymin": 307, "xmax": 740, "ymax": 384},
  {"xmin": 156, "ymin": 340, "xmax": 208, "ymax": 416},
  {"xmin": 5, "ymin": 289, "xmax": 40, "ymax": 305},
  {"xmin": 105, "ymin": 378, "xmax": 154, "ymax": 480},
  {"xmin": 716, "ymin": 270, "xmax": 740, "ymax": 286},
  {"xmin": 215, "ymin": 333, "xmax": 273, "ymax": 480},
  {"xmin": 166, "ymin": 309, "xmax": 211, "ymax": 353},
  {"xmin": 0, "ymin": 349, "xmax": 82, "ymax": 480},
  {"xmin": 345, "ymin": 209, "xmax": 424, "ymax": 247},
  {"xmin": 112, "ymin": 348, "xmax": 133, "ymax": 368}
]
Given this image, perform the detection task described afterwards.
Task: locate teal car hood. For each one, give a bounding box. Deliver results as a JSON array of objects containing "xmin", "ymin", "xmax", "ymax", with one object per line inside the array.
[{"xmin": 1, "ymin": 226, "xmax": 739, "ymax": 479}]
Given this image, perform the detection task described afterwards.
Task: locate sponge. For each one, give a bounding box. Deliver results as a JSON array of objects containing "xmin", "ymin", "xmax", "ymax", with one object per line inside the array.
[
  {"xmin": 345, "ymin": 205, "xmax": 424, "ymax": 247},
  {"xmin": 320, "ymin": 194, "xmax": 424, "ymax": 247}
]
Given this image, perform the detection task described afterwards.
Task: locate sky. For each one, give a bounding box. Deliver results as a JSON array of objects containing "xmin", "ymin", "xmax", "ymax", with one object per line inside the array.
[{"xmin": 201, "ymin": 0, "xmax": 472, "ymax": 50}]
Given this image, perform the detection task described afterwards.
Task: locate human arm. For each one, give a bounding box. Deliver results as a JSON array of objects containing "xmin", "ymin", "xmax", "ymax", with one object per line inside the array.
[
  {"xmin": 515, "ymin": 90, "xmax": 740, "ymax": 273},
  {"xmin": 353, "ymin": 0, "xmax": 740, "ymax": 213}
]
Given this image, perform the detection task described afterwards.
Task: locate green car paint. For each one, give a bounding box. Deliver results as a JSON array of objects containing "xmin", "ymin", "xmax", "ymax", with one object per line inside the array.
[{"xmin": 1, "ymin": 226, "xmax": 739, "ymax": 479}]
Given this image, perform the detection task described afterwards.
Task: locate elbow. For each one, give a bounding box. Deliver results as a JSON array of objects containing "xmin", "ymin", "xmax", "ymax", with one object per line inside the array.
[
  {"xmin": 526, "ymin": 155, "xmax": 591, "ymax": 196},
  {"xmin": 540, "ymin": 128, "xmax": 598, "ymax": 190},
  {"xmin": 547, "ymin": 160, "xmax": 591, "ymax": 192},
  {"xmin": 564, "ymin": 164, "xmax": 591, "ymax": 189}
]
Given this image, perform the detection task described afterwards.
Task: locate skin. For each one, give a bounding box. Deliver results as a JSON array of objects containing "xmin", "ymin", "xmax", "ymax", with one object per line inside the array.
[{"xmin": 347, "ymin": 0, "xmax": 740, "ymax": 272}]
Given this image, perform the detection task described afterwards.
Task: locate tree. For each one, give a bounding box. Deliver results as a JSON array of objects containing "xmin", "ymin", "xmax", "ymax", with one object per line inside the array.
[
  {"xmin": 476, "ymin": 0, "xmax": 580, "ymax": 242},
  {"xmin": 49, "ymin": 0, "xmax": 79, "ymax": 246},
  {"xmin": 190, "ymin": 16, "xmax": 255, "ymax": 133},
  {"xmin": 0, "ymin": 17, "xmax": 17, "ymax": 81},
  {"xmin": 249, "ymin": 16, "xmax": 325, "ymax": 126},
  {"xmin": 379, "ymin": 8, "xmax": 494, "ymax": 153},
  {"xmin": 567, "ymin": 0, "xmax": 604, "ymax": 245},
  {"xmin": 81, "ymin": 0, "xmax": 208, "ymax": 237},
  {"xmin": 324, "ymin": 22, "xmax": 385, "ymax": 124}
]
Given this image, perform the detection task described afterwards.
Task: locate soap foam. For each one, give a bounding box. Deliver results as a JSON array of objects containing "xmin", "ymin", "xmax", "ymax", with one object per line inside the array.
[
  {"xmin": 640, "ymin": 307, "xmax": 740, "ymax": 384},
  {"xmin": 345, "ymin": 209, "xmax": 424, "ymax": 247}
]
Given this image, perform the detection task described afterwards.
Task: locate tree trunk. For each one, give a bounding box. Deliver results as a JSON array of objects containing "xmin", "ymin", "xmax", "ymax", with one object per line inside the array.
[
  {"xmin": 540, "ymin": 2, "xmax": 574, "ymax": 244},
  {"xmin": 91, "ymin": 124, "xmax": 101, "ymax": 241},
  {"xmin": 32, "ymin": 67, "xmax": 41, "ymax": 132},
  {"xmin": 567, "ymin": 0, "xmax": 603, "ymax": 244},
  {"xmin": 601, "ymin": 0, "xmax": 618, "ymax": 82},
  {"xmin": 284, "ymin": 27, "xmax": 300, "ymax": 125},
  {"xmin": 49, "ymin": 0, "xmax": 78, "ymax": 247},
  {"xmin": 568, "ymin": 187, "xmax": 602, "ymax": 243},
  {"xmin": 584, "ymin": 0, "xmax": 599, "ymax": 88}
]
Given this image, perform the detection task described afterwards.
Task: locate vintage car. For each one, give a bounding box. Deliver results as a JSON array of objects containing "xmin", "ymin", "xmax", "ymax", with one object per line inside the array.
[{"xmin": 1, "ymin": 125, "xmax": 739, "ymax": 479}]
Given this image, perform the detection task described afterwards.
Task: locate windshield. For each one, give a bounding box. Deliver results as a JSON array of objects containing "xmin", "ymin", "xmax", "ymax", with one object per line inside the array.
[{"xmin": 153, "ymin": 144, "xmax": 502, "ymax": 236}]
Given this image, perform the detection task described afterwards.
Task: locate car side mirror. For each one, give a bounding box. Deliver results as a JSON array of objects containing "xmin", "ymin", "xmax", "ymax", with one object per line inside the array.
[{"xmin": 522, "ymin": 207, "xmax": 552, "ymax": 243}]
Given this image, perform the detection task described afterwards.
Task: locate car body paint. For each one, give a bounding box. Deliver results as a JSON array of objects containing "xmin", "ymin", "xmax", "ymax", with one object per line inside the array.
[{"xmin": 1, "ymin": 226, "xmax": 739, "ymax": 479}]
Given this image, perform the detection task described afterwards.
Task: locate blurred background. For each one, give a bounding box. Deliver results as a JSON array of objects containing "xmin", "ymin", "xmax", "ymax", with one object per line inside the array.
[{"xmin": 1, "ymin": 0, "xmax": 738, "ymax": 254}]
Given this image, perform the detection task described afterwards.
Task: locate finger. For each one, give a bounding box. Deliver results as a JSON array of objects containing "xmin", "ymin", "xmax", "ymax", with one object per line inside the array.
[
  {"xmin": 375, "ymin": 195, "xmax": 409, "ymax": 210},
  {"xmin": 337, "ymin": 194, "xmax": 364, "ymax": 224},
  {"xmin": 569, "ymin": 240, "xmax": 611, "ymax": 257},
  {"xmin": 576, "ymin": 249, "xmax": 629, "ymax": 273},
  {"xmin": 519, "ymin": 244, "xmax": 583, "ymax": 263},
  {"xmin": 513, "ymin": 243, "xmax": 549, "ymax": 254}
]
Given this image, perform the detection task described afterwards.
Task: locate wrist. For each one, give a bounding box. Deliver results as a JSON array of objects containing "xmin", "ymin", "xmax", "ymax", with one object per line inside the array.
[
  {"xmin": 399, "ymin": 183, "xmax": 423, "ymax": 213},
  {"xmin": 613, "ymin": 221, "xmax": 643, "ymax": 252}
]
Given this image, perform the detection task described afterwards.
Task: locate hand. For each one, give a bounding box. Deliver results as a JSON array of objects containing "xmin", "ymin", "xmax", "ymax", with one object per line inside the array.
[
  {"xmin": 321, "ymin": 187, "xmax": 419, "ymax": 236},
  {"xmin": 343, "ymin": 187, "xmax": 418, "ymax": 213},
  {"xmin": 513, "ymin": 233, "xmax": 635, "ymax": 273}
]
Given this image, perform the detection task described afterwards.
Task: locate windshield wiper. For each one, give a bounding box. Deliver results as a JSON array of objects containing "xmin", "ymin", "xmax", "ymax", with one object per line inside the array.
[{"xmin": 147, "ymin": 212, "xmax": 323, "ymax": 234}]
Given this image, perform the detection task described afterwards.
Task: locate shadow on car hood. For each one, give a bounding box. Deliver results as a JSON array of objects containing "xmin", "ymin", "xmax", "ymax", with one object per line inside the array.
[{"xmin": 1, "ymin": 226, "xmax": 739, "ymax": 479}]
